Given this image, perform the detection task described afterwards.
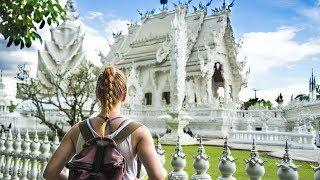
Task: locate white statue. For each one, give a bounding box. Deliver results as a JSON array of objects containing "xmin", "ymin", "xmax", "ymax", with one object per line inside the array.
[
  {"xmin": 37, "ymin": 0, "xmax": 85, "ymax": 85},
  {"xmin": 169, "ymin": 4, "xmax": 188, "ymax": 112}
]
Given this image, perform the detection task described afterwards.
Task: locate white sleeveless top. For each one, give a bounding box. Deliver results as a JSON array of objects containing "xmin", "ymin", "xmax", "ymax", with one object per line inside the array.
[{"xmin": 75, "ymin": 119, "xmax": 138, "ymax": 180}]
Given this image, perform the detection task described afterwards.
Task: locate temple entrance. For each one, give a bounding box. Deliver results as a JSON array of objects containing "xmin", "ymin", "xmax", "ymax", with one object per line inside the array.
[{"xmin": 212, "ymin": 62, "xmax": 224, "ymax": 98}]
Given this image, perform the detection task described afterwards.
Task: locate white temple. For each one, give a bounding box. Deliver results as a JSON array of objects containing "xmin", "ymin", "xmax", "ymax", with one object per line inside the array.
[
  {"xmin": 103, "ymin": 5, "xmax": 246, "ymax": 109},
  {"xmin": 1, "ymin": 0, "xmax": 317, "ymax": 148},
  {"xmin": 100, "ymin": 2, "xmax": 319, "ymax": 148},
  {"xmin": 37, "ymin": 0, "xmax": 86, "ymax": 84},
  {"xmin": 102, "ymin": 3, "xmax": 250, "ymax": 138}
]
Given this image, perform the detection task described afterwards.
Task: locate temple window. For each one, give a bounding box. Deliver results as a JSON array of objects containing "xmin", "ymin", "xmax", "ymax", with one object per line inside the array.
[
  {"xmin": 162, "ymin": 92, "xmax": 170, "ymax": 104},
  {"xmin": 255, "ymin": 127, "xmax": 262, "ymax": 131},
  {"xmin": 144, "ymin": 92, "xmax": 152, "ymax": 105},
  {"xmin": 212, "ymin": 62, "xmax": 224, "ymax": 98}
]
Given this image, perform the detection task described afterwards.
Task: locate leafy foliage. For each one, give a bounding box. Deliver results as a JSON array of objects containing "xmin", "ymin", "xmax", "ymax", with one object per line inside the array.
[
  {"xmin": 0, "ymin": 0, "xmax": 65, "ymax": 49},
  {"xmin": 294, "ymin": 94, "xmax": 309, "ymax": 101},
  {"xmin": 8, "ymin": 101, "xmax": 16, "ymax": 113},
  {"xmin": 17, "ymin": 62, "xmax": 99, "ymax": 138},
  {"xmin": 243, "ymin": 98, "xmax": 273, "ymax": 110}
]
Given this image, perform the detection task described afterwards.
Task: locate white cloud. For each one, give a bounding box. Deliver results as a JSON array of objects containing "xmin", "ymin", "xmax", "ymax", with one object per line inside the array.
[
  {"xmin": 0, "ymin": 48, "xmax": 38, "ymax": 77},
  {"xmin": 238, "ymin": 28, "xmax": 320, "ymax": 75},
  {"xmin": 299, "ymin": 7, "xmax": 320, "ymax": 22},
  {"xmin": 81, "ymin": 23, "xmax": 109, "ymax": 66},
  {"xmin": 86, "ymin": 11, "xmax": 104, "ymax": 20},
  {"xmin": 105, "ymin": 19, "xmax": 130, "ymax": 43}
]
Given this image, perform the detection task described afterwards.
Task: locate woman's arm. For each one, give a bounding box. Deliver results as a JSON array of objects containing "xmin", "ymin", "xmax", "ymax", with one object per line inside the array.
[
  {"xmin": 135, "ymin": 126, "xmax": 166, "ymax": 180},
  {"xmin": 43, "ymin": 125, "xmax": 78, "ymax": 180}
]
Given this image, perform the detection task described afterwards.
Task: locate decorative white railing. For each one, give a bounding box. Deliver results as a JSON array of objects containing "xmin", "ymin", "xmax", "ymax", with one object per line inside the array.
[
  {"xmin": 121, "ymin": 107, "xmax": 285, "ymax": 120},
  {"xmin": 0, "ymin": 130, "xmax": 60, "ymax": 180},
  {"xmin": 229, "ymin": 129, "xmax": 317, "ymax": 150},
  {"xmin": 0, "ymin": 130, "xmax": 319, "ymax": 180},
  {"xmin": 162, "ymin": 138, "xmax": 320, "ymax": 180},
  {"xmin": 235, "ymin": 109, "xmax": 283, "ymax": 119},
  {"xmin": 121, "ymin": 108, "xmax": 166, "ymax": 117}
]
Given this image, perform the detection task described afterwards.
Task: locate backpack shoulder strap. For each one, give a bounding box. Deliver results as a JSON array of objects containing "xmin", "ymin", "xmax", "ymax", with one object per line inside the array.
[
  {"xmin": 113, "ymin": 121, "xmax": 142, "ymax": 145},
  {"xmin": 78, "ymin": 120, "xmax": 94, "ymax": 142}
]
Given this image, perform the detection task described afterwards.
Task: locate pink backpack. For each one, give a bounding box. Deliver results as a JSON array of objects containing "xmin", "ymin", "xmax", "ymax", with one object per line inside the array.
[{"xmin": 66, "ymin": 120, "xmax": 142, "ymax": 180}]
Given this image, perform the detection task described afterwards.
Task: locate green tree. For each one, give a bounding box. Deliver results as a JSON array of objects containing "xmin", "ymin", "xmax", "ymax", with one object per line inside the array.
[
  {"xmin": 17, "ymin": 62, "xmax": 99, "ymax": 138},
  {"xmin": 294, "ymin": 94, "xmax": 309, "ymax": 101},
  {"xmin": 0, "ymin": 0, "xmax": 64, "ymax": 49},
  {"xmin": 8, "ymin": 100, "xmax": 16, "ymax": 112},
  {"xmin": 243, "ymin": 98, "xmax": 273, "ymax": 110}
]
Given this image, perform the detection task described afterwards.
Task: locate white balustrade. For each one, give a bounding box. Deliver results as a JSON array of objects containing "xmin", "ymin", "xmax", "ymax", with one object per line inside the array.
[
  {"xmin": 229, "ymin": 128, "xmax": 316, "ymax": 149},
  {"xmin": 0, "ymin": 129, "xmax": 318, "ymax": 179},
  {"xmin": 0, "ymin": 130, "xmax": 60, "ymax": 180}
]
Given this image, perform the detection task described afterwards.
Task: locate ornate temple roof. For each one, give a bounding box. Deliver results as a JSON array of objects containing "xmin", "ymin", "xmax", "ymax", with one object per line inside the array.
[{"xmin": 102, "ymin": 4, "xmax": 244, "ymax": 81}]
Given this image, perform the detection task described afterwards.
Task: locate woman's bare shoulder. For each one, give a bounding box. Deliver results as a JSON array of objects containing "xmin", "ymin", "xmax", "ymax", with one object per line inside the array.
[
  {"xmin": 66, "ymin": 122, "xmax": 82, "ymax": 146},
  {"xmin": 129, "ymin": 119, "xmax": 151, "ymax": 138}
]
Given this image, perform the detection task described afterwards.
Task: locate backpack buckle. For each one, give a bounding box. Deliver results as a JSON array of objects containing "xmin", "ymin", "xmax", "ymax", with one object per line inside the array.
[{"xmin": 97, "ymin": 139, "xmax": 109, "ymax": 147}]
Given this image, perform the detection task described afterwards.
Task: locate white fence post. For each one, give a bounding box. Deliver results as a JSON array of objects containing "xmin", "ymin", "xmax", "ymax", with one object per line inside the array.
[
  {"xmin": 168, "ymin": 136, "xmax": 188, "ymax": 180},
  {"xmin": 3, "ymin": 130, "xmax": 13, "ymax": 180},
  {"xmin": 50, "ymin": 131, "xmax": 60, "ymax": 154},
  {"xmin": 312, "ymin": 162, "xmax": 320, "ymax": 180},
  {"xmin": 218, "ymin": 138, "xmax": 236, "ymax": 180},
  {"xmin": 19, "ymin": 130, "xmax": 31, "ymax": 180},
  {"xmin": 245, "ymin": 139, "xmax": 265, "ymax": 180},
  {"xmin": 191, "ymin": 137, "xmax": 211, "ymax": 180},
  {"xmin": 28, "ymin": 131, "xmax": 41, "ymax": 180},
  {"xmin": 276, "ymin": 141, "xmax": 299, "ymax": 180},
  {"xmin": 11, "ymin": 130, "xmax": 22, "ymax": 179},
  {"xmin": 38, "ymin": 131, "xmax": 51, "ymax": 180},
  {"xmin": 0, "ymin": 132, "xmax": 6, "ymax": 179},
  {"xmin": 155, "ymin": 134, "xmax": 166, "ymax": 165}
]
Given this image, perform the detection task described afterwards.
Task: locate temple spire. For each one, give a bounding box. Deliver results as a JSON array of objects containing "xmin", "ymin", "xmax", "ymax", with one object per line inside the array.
[
  {"xmin": 64, "ymin": 0, "xmax": 78, "ymax": 21},
  {"xmin": 309, "ymin": 69, "xmax": 317, "ymax": 101},
  {"xmin": 0, "ymin": 69, "xmax": 2, "ymax": 83}
]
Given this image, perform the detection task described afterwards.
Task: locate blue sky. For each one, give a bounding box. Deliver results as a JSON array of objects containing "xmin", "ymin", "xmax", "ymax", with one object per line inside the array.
[{"xmin": 0, "ymin": 0, "xmax": 320, "ymax": 104}]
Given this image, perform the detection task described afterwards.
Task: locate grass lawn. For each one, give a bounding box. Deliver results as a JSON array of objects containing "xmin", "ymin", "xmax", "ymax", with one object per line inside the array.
[{"xmin": 161, "ymin": 145, "xmax": 316, "ymax": 180}]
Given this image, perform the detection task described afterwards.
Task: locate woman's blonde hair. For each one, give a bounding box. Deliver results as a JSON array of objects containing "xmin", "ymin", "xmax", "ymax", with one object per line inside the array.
[{"xmin": 95, "ymin": 66, "xmax": 127, "ymax": 118}]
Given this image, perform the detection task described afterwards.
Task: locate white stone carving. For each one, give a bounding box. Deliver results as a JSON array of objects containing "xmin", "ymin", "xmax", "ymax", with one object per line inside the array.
[
  {"xmin": 245, "ymin": 139, "xmax": 265, "ymax": 180},
  {"xmin": 156, "ymin": 41, "xmax": 170, "ymax": 64},
  {"xmin": 218, "ymin": 138, "xmax": 236, "ymax": 180},
  {"xmin": 37, "ymin": 0, "xmax": 86, "ymax": 85},
  {"xmin": 277, "ymin": 141, "xmax": 299, "ymax": 180}
]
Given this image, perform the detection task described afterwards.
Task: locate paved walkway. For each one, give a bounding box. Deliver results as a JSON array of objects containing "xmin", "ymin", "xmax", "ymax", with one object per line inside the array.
[{"xmin": 203, "ymin": 139, "xmax": 320, "ymax": 163}]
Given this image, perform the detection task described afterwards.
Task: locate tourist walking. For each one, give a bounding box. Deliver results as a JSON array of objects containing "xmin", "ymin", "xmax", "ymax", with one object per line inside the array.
[{"xmin": 44, "ymin": 66, "xmax": 166, "ymax": 180}]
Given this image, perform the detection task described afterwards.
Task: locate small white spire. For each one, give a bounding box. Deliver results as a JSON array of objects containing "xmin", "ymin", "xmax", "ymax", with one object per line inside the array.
[
  {"xmin": 0, "ymin": 69, "xmax": 2, "ymax": 82},
  {"xmin": 64, "ymin": 0, "xmax": 78, "ymax": 21}
]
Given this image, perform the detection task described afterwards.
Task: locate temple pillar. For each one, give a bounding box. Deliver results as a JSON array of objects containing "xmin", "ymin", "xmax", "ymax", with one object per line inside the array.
[{"xmin": 205, "ymin": 75, "xmax": 213, "ymax": 105}]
